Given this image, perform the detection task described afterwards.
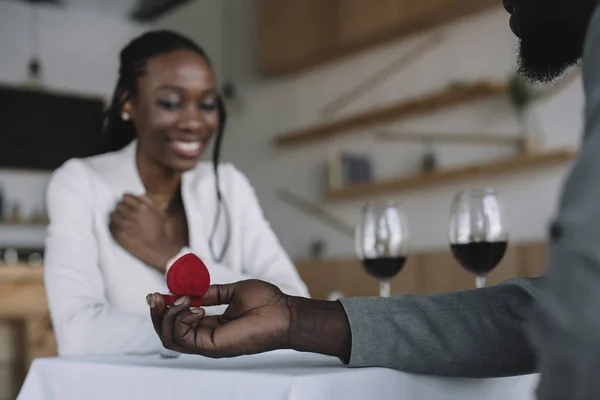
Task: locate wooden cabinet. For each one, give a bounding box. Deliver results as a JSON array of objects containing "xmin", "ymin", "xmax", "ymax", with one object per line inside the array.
[
  {"xmin": 258, "ymin": 0, "xmax": 500, "ymax": 75},
  {"xmin": 0, "ymin": 265, "xmax": 57, "ymax": 398},
  {"xmin": 258, "ymin": 0, "xmax": 337, "ymax": 75},
  {"xmin": 336, "ymin": 0, "xmax": 402, "ymax": 46},
  {"xmin": 398, "ymin": 0, "xmax": 447, "ymax": 23}
]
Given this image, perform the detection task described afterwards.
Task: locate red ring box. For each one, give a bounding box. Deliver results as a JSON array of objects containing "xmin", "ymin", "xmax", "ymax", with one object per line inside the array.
[{"xmin": 163, "ymin": 253, "xmax": 210, "ymax": 307}]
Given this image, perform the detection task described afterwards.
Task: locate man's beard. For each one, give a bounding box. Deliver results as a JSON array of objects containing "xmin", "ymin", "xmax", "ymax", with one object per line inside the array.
[{"xmin": 516, "ymin": 17, "xmax": 584, "ymax": 83}]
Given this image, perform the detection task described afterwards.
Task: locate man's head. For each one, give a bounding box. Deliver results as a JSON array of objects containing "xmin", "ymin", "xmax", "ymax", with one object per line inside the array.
[{"xmin": 505, "ymin": 0, "xmax": 599, "ymax": 83}]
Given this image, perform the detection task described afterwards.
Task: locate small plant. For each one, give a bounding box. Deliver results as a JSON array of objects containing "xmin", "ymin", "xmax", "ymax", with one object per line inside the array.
[{"xmin": 507, "ymin": 74, "xmax": 539, "ymax": 116}]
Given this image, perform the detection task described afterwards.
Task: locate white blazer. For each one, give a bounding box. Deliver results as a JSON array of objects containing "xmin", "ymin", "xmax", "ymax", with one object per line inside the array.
[{"xmin": 43, "ymin": 140, "xmax": 309, "ymax": 356}]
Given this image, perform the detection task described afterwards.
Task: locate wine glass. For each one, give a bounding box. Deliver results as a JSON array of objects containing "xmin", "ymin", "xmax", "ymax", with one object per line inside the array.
[
  {"xmin": 355, "ymin": 201, "xmax": 409, "ymax": 297},
  {"xmin": 449, "ymin": 188, "xmax": 508, "ymax": 289}
]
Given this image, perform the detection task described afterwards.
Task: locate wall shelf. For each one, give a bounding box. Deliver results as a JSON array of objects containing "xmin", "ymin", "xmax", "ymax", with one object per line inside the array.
[
  {"xmin": 275, "ymin": 80, "xmax": 507, "ymax": 147},
  {"xmin": 376, "ymin": 130, "xmax": 524, "ymax": 145},
  {"xmin": 324, "ymin": 147, "xmax": 577, "ymax": 201}
]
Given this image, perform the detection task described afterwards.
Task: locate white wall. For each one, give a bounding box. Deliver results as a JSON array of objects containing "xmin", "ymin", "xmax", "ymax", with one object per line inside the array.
[
  {"xmin": 0, "ymin": 1, "xmax": 146, "ymax": 246},
  {"xmin": 153, "ymin": 0, "xmax": 260, "ymax": 92},
  {"xmin": 210, "ymin": 5, "xmax": 584, "ymax": 260},
  {"xmin": 153, "ymin": 0, "xmax": 226, "ymax": 82},
  {"xmin": 0, "ymin": 1, "xmax": 145, "ymax": 98}
]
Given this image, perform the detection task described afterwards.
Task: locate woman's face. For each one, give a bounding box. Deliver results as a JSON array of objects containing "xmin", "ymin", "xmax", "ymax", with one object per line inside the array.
[{"xmin": 126, "ymin": 49, "xmax": 219, "ymax": 173}]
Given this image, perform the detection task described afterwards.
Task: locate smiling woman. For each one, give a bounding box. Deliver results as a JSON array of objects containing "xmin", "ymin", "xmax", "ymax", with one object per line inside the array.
[{"xmin": 42, "ymin": 30, "xmax": 309, "ymax": 357}]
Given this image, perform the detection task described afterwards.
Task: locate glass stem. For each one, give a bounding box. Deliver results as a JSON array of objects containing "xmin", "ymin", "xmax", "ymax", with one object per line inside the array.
[
  {"xmin": 379, "ymin": 280, "xmax": 391, "ymax": 298},
  {"xmin": 476, "ymin": 275, "xmax": 487, "ymax": 289}
]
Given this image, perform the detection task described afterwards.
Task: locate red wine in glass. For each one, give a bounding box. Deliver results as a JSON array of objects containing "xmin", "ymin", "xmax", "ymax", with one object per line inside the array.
[
  {"xmin": 356, "ymin": 202, "xmax": 409, "ymax": 297},
  {"xmin": 449, "ymin": 189, "xmax": 508, "ymax": 288},
  {"xmin": 362, "ymin": 256, "xmax": 407, "ymax": 280},
  {"xmin": 450, "ymin": 241, "xmax": 507, "ymax": 275}
]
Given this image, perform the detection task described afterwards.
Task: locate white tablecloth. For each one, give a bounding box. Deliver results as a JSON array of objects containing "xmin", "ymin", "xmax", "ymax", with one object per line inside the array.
[{"xmin": 17, "ymin": 350, "xmax": 539, "ymax": 400}]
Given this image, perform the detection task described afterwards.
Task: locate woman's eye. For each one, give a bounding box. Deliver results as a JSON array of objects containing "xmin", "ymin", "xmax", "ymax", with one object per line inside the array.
[
  {"xmin": 200, "ymin": 99, "xmax": 217, "ymax": 111},
  {"xmin": 158, "ymin": 99, "xmax": 181, "ymax": 110}
]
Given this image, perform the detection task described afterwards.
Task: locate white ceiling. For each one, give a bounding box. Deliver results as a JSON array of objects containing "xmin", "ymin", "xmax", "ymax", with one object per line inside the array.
[{"xmin": 0, "ymin": 0, "xmax": 140, "ymax": 16}]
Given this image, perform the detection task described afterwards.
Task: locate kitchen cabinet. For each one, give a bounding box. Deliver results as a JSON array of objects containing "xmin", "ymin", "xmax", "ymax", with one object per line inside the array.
[{"xmin": 258, "ymin": 0, "xmax": 499, "ymax": 75}]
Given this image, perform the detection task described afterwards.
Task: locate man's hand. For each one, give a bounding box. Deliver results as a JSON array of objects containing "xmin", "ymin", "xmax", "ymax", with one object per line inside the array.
[
  {"xmin": 148, "ymin": 280, "xmax": 292, "ymax": 358},
  {"xmin": 109, "ymin": 194, "xmax": 180, "ymax": 271},
  {"xmin": 147, "ymin": 279, "xmax": 352, "ymax": 361}
]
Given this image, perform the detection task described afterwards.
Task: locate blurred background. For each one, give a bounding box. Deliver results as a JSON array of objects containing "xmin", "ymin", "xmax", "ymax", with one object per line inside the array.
[{"xmin": 0, "ymin": 0, "xmax": 583, "ymax": 398}]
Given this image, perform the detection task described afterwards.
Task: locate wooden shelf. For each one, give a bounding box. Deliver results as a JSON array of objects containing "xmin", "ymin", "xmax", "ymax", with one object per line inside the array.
[
  {"xmin": 376, "ymin": 130, "xmax": 523, "ymax": 145},
  {"xmin": 325, "ymin": 148, "xmax": 578, "ymax": 201},
  {"xmin": 275, "ymin": 80, "xmax": 507, "ymax": 147}
]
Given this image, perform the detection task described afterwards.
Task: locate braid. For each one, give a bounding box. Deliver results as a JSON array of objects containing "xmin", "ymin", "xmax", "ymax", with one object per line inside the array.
[
  {"xmin": 208, "ymin": 96, "xmax": 230, "ymax": 263},
  {"xmin": 103, "ymin": 30, "xmax": 230, "ymax": 262}
]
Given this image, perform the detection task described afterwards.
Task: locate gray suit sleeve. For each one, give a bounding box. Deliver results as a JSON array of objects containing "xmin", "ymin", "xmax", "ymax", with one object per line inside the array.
[
  {"xmin": 528, "ymin": 5, "xmax": 600, "ymax": 400},
  {"xmin": 339, "ymin": 277, "xmax": 543, "ymax": 377}
]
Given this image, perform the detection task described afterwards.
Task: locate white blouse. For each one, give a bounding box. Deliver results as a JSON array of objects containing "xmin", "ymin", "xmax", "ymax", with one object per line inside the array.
[{"xmin": 43, "ymin": 141, "xmax": 309, "ymax": 356}]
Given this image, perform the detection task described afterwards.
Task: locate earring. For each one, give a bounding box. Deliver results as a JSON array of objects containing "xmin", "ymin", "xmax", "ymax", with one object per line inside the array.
[{"xmin": 121, "ymin": 111, "xmax": 130, "ymax": 121}]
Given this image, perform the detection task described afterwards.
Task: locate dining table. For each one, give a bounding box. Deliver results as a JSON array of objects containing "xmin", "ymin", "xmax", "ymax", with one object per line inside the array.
[{"xmin": 17, "ymin": 349, "xmax": 540, "ymax": 400}]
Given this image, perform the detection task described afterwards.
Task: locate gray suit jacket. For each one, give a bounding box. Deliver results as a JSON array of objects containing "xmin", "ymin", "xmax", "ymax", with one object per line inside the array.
[
  {"xmin": 339, "ymin": 277, "xmax": 543, "ymax": 377},
  {"xmin": 527, "ymin": 4, "xmax": 600, "ymax": 400}
]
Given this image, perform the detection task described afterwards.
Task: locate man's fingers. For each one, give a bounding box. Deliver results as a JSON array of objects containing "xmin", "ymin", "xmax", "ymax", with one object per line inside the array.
[
  {"xmin": 173, "ymin": 309, "xmax": 208, "ymax": 349},
  {"xmin": 159, "ymin": 297, "xmax": 199, "ymax": 353},
  {"xmin": 172, "ymin": 314, "xmax": 222, "ymax": 358},
  {"xmin": 161, "ymin": 296, "xmax": 193, "ymax": 351},
  {"xmin": 170, "ymin": 308, "xmax": 224, "ymax": 356},
  {"xmin": 148, "ymin": 293, "xmax": 166, "ymax": 337},
  {"xmin": 148, "ymin": 294, "xmax": 191, "ymax": 354},
  {"xmin": 201, "ymin": 282, "xmax": 242, "ymax": 307},
  {"xmin": 175, "ymin": 308, "xmax": 207, "ymax": 325},
  {"xmin": 196, "ymin": 315, "xmax": 223, "ymax": 330}
]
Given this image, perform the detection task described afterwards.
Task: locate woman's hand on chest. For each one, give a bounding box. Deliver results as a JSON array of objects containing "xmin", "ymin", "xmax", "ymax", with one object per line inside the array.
[{"xmin": 109, "ymin": 194, "xmax": 188, "ymax": 272}]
